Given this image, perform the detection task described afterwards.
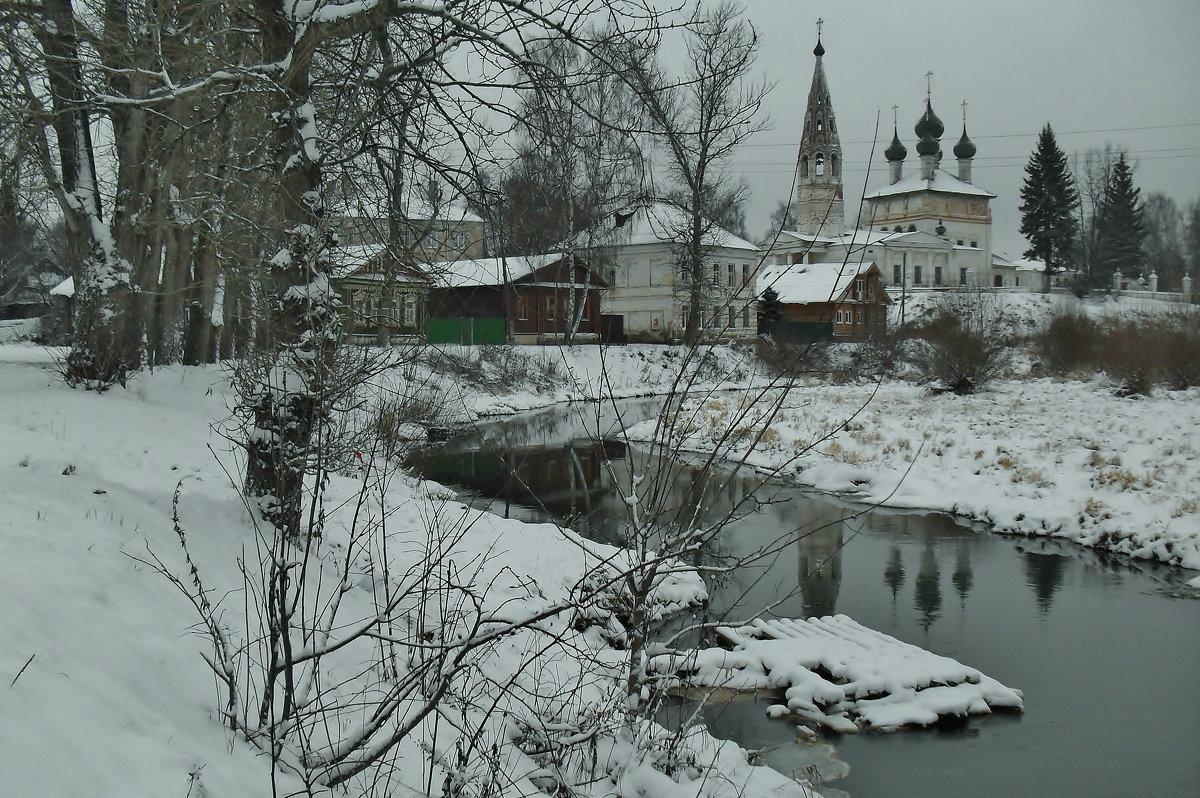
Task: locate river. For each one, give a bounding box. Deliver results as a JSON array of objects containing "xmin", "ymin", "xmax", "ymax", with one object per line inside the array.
[{"xmin": 406, "ymin": 397, "xmax": 1200, "ymax": 798}]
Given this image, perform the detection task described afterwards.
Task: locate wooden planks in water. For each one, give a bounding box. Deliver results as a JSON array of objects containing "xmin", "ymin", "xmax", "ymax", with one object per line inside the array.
[{"xmin": 650, "ymin": 614, "xmax": 1023, "ymax": 732}]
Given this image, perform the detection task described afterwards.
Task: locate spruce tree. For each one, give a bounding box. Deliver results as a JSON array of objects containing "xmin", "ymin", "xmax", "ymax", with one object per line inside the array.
[
  {"xmin": 1019, "ymin": 124, "xmax": 1080, "ymax": 292},
  {"xmin": 1093, "ymin": 153, "xmax": 1145, "ymax": 286}
]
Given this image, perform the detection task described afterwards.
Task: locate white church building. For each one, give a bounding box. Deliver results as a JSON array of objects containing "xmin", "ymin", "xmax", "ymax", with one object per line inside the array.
[{"xmin": 762, "ymin": 30, "xmax": 1010, "ymax": 291}]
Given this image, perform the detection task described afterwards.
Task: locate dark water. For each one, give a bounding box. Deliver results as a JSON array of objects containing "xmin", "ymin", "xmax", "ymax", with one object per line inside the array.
[{"xmin": 408, "ymin": 399, "xmax": 1200, "ymax": 798}]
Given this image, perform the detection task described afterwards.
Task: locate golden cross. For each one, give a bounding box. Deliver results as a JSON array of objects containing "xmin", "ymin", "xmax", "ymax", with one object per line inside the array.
[
  {"xmin": 816, "ymin": 17, "xmax": 823, "ymax": 38},
  {"xmin": 961, "ymin": 99, "xmax": 968, "ymax": 123},
  {"xmin": 925, "ymin": 71, "xmax": 933, "ymax": 99},
  {"xmin": 892, "ymin": 104, "xmax": 899, "ymax": 126}
]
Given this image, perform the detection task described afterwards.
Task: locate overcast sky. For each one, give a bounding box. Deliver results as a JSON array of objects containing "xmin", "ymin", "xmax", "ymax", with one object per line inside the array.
[{"xmin": 725, "ymin": 0, "xmax": 1200, "ymax": 255}]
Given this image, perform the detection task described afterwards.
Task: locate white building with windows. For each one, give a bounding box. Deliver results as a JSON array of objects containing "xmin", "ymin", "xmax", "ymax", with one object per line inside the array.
[{"xmin": 589, "ymin": 200, "xmax": 761, "ymax": 340}]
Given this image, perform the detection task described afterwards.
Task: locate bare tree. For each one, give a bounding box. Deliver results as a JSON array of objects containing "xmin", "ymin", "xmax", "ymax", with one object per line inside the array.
[{"xmin": 617, "ymin": 0, "xmax": 769, "ymax": 345}]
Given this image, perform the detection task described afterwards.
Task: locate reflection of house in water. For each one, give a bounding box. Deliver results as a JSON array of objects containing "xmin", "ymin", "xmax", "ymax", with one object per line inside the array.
[
  {"xmin": 795, "ymin": 504, "xmax": 848, "ymax": 618},
  {"xmin": 412, "ymin": 438, "xmax": 626, "ymax": 521}
]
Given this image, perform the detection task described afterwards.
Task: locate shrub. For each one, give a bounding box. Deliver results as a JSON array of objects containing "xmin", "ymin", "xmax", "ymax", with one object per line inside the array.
[
  {"xmin": 1036, "ymin": 308, "xmax": 1098, "ymax": 375},
  {"xmin": 910, "ymin": 291, "xmax": 1009, "ymax": 395}
]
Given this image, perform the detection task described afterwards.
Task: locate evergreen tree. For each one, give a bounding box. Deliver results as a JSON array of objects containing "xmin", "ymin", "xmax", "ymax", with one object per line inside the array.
[
  {"xmin": 1093, "ymin": 152, "xmax": 1145, "ymax": 285},
  {"xmin": 757, "ymin": 285, "xmax": 783, "ymax": 335},
  {"xmin": 1019, "ymin": 124, "xmax": 1080, "ymax": 292}
]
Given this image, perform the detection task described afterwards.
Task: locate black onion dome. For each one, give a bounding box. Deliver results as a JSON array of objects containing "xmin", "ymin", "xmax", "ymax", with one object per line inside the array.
[
  {"xmin": 953, "ymin": 126, "xmax": 977, "ymax": 159},
  {"xmin": 914, "ymin": 98, "xmax": 944, "ymax": 141},
  {"xmin": 885, "ymin": 127, "xmax": 907, "ymax": 161},
  {"xmin": 813, "ymin": 36, "xmax": 825, "ymax": 57},
  {"xmin": 916, "ymin": 130, "xmax": 939, "ymax": 157}
]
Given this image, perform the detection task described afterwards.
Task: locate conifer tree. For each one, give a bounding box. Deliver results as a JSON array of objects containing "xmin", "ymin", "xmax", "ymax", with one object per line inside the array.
[
  {"xmin": 1019, "ymin": 124, "xmax": 1080, "ymax": 292},
  {"xmin": 1093, "ymin": 153, "xmax": 1145, "ymax": 285}
]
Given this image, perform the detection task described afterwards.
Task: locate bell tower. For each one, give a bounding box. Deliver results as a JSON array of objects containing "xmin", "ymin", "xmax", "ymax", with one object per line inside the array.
[{"xmin": 796, "ymin": 20, "xmax": 844, "ymax": 236}]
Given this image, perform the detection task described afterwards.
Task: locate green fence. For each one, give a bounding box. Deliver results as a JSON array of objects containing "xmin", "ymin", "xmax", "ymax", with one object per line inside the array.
[{"xmin": 425, "ymin": 317, "xmax": 506, "ymax": 345}]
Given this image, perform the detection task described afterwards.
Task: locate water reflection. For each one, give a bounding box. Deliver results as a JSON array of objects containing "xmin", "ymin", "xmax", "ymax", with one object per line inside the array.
[
  {"xmin": 1023, "ymin": 551, "xmax": 1069, "ymax": 616},
  {"xmin": 407, "ymin": 399, "xmax": 1200, "ymax": 798},
  {"xmin": 913, "ymin": 543, "xmax": 942, "ymax": 631}
]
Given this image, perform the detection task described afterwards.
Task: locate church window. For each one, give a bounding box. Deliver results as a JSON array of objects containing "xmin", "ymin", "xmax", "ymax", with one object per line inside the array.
[
  {"xmin": 934, "ymin": 266, "xmax": 943, "ymax": 286},
  {"xmin": 957, "ymin": 239, "xmax": 963, "ymax": 246},
  {"xmin": 970, "ymin": 240, "xmax": 978, "ymax": 248},
  {"xmin": 815, "ymin": 154, "xmax": 825, "ymax": 176},
  {"xmin": 959, "ymin": 268, "xmax": 968, "ymax": 286},
  {"xmin": 800, "ymin": 156, "xmax": 809, "ymax": 178},
  {"xmin": 914, "ymin": 265, "xmax": 923, "ymax": 285},
  {"xmin": 831, "ymin": 154, "xmax": 840, "ymax": 177},
  {"xmin": 907, "ymin": 224, "xmax": 916, "ymax": 232},
  {"xmin": 893, "ymin": 264, "xmax": 902, "ymax": 284}
]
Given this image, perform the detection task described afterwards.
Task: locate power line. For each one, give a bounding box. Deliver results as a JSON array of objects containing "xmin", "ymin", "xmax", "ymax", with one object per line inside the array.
[{"xmin": 737, "ymin": 122, "xmax": 1200, "ymax": 148}]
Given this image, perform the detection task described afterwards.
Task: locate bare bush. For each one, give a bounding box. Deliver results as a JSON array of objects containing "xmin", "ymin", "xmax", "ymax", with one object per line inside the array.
[
  {"xmin": 1037, "ymin": 308, "xmax": 1099, "ymax": 376},
  {"xmin": 910, "ymin": 291, "xmax": 1009, "ymax": 395}
]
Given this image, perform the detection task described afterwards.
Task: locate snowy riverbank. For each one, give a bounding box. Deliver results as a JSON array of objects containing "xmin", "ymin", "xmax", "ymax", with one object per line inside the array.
[
  {"xmin": 0, "ymin": 346, "xmax": 815, "ymax": 798},
  {"xmin": 622, "ymin": 376, "xmax": 1200, "ymax": 571}
]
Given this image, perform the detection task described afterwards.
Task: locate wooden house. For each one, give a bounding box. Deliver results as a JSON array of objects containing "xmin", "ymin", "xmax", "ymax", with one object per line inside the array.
[
  {"xmin": 757, "ymin": 260, "xmax": 891, "ymax": 341},
  {"xmin": 332, "ymin": 244, "xmax": 431, "ymax": 344},
  {"xmin": 426, "ymin": 253, "xmax": 606, "ymax": 345}
]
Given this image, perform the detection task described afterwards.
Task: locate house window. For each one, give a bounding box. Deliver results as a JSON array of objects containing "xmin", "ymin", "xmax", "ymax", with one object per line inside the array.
[
  {"xmin": 581, "ymin": 297, "xmax": 591, "ymax": 321},
  {"xmin": 959, "ymin": 267, "xmax": 968, "ymax": 286},
  {"xmin": 835, "ymin": 310, "xmax": 843, "ymax": 323},
  {"xmin": 934, "ymin": 266, "xmax": 943, "ymax": 286},
  {"xmin": 404, "ymin": 295, "xmax": 417, "ymax": 326},
  {"xmin": 857, "ymin": 310, "xmax": 864, "ymax": 324},
  {"xmin": 728, "ymin": 306, "xmax": 736, "ymax": 328},
  {"xmin": 994, "ymin": 275, "xmax": 1004, "ymax": 288},
  {"xmin": 424, "ymin": 230, "xmax": 439, "ymax": 250},
  {"xmin": 712, "ymin": 305, "xmax": 719, "ymax": 327},
  {"xmin": 914, "ymin": 265, "xmax": 923, "ymax": 285},
  {"xmin": 712, "ymin": 264, "xmax": 720, "ymax": 286},
  {"xmin": 893, "ymin": 264, "xmax": 902, "ymax": 284},
  {"xmin": 453, "ymin": 231, "xmax": 467, "ymax": 250},
  {"xmin": 517, "ymin": 296, "xmax": 529, "ymax": 320},
  {"xmin": 546, "ymin": 295, "xmax": 556, "ymax": 321},
  {"xmin": 855, "ymin": 278, "xmax": 865, "ymax": 297},
  {"xmin": 728, "ymin": 264, "xmax": 735, "ymax": 287},
  {"xmin": 742, "ymin": 264, "xmax": 750, "ymax": 287},
  {"xmin": 743, "ymin": 305, "xmax": 750, "ymax": 328}
]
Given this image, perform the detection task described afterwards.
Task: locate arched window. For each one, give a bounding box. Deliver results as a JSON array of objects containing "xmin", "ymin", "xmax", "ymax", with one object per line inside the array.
[
  {"xmin": 831, "ymin": 154, "xmax": 840, "ymax": 177},
  {"xmin": 815, "ymin": 154, "xmax": 825, "ymax": 176},
  {"xmin": 800, "ymin": 156, "xmax": 809, "ymax": 178}
]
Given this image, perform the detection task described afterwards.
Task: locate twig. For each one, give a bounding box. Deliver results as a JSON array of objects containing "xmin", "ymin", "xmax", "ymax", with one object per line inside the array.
[{"xmin": 10, "ymin": 653, "xmax": 35, "ymax": 687}]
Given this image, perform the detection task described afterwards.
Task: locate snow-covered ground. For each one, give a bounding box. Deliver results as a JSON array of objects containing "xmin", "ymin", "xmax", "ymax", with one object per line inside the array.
[
  {"xmin": 0, "ymin": 344, "xmax": 814, "ymax": 798},
  {"xmin": 627, "ymin": 376, "xmax": 1200, "ymax": 571}
]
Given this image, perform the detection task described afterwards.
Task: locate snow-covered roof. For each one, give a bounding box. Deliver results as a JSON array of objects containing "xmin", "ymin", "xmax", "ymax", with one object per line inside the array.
[
  {"xmin": 865, "ymin": 168, "xmax": 996, "ymax": 200},
  {"xmin": 50, "ymin": 277, "xmax": 74, "ymax": 298},
  {"xmin": 333, "ymin": 193, "xmax": 483, "ymax": 225},
  {"xmin": 756, "ymin": 260, "xmax": 877, "ymax": 305},
  {"xmin": 1013, "ymin": 257, "xmax": 1047, "ymax": 273},
  {"xmin": 596, "ymin": 200, "xmax": 760, "ymax": 252},
  {"xmin": 427, "ymin": 254, "xmax": 559, "ymax": 288}
]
